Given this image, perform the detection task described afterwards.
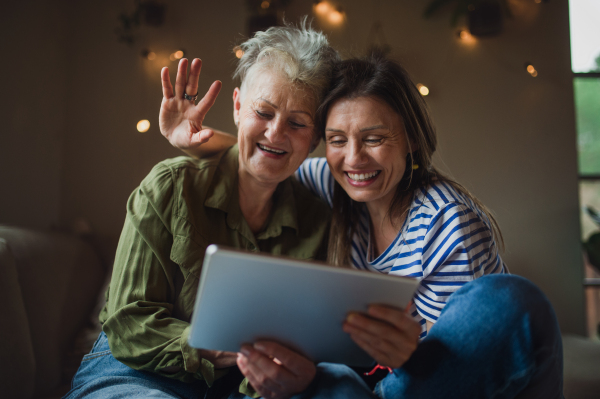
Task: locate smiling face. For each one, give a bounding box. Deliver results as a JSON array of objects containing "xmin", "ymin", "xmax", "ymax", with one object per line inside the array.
[
  {"xmin": 325, "ymin": 96, "xmax": 413, "ymax": 210},
  {"xmin": 234, "ymin": 68, "xmax": 319, "ymax": 186}
]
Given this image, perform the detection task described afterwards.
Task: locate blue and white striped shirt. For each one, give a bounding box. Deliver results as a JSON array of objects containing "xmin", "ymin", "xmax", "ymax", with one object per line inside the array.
[{"xmin": 295, "ymin": 158, "xmax": 507, "ymax": 339}]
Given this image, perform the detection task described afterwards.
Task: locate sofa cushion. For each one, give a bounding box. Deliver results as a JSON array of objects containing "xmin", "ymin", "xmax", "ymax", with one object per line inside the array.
[
  {"xmin": 563, "ymin": 334, "xmax": 600, "ymax": 399},
  {"xmin": 0, "ymin": 226, "xmax": 105, "ymax": 397},
  {"xmin": 0, "ymin": 238, "xmax": 36, "ymax": 399}
]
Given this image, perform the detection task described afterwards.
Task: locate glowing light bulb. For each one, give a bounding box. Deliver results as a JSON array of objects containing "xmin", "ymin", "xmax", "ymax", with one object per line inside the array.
[
  {"xmin": 147, "ymin": 51, "xmax": 156, "ymax": 60},
  {"xmin": 525, "ymin": 64, "xmax": 538, "ymax": 77},
  {"xmin": 137, "ymin": 120, "xmax": 150, "ymax": 133},
  {"xmin": 169, "ymin": 53, "xmax": 176, "ymax": 61},
  {"xmin": 458, "ymin": 29, "xmax": 476, "ymax": 44},
  {"xmin": 234, "ymin": 46, "xmax": 244, "ymax": 59},
  {"xmin": 261, "ymin": 1, "xmax": 270, "ymax": 9},
  {"xmin": 314, "ymin": 1, "xmax": 333, "ymax": 16},
  {"xmin": 327, "ymin": 9, "xmax": 344, "ymax": 25},
  {"xmin": 174, "ymin": 50, "xmax": 184, "ymax": 59},
  {"xmin": 416, "ymin": 84, "xmax": 430, "ymax": 96},
  {"xmin": 534, "ymin": 0, "xmax": 542, "ymax": 3}
]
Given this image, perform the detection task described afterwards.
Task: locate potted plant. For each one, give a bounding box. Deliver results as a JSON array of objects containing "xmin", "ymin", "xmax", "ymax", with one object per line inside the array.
[{"xmin": 423, "ymin": 0, "xmax": 511, "ymax": 37}]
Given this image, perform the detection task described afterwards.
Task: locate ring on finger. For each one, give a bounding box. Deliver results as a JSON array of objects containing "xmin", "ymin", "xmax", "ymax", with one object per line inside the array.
[{"xmin": 184, "ymin": 92, "xmax": 198, "ymax": 103}]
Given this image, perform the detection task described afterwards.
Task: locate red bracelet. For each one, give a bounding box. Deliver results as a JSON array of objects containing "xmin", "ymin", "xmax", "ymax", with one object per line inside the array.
[{"xmin": 364, "ymin": 364, "xmax": 393, "ymax": 376}]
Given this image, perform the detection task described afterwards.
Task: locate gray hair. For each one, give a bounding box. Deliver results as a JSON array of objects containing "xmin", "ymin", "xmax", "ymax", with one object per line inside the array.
[{"xmin": 233, "ymin": 18, "xmax": 340, "ymax": 108}]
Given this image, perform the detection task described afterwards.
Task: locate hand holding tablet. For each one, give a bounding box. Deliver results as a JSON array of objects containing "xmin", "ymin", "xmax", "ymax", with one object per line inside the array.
[{"xmin": 188, "ymin": 245, "xmax": 420, "ymax": 367}]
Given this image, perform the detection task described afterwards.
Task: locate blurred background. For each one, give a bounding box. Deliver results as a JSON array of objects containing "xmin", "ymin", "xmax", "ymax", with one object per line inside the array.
[{"xmin": 1, "ymin": 0, "xmax": 600, "ymax": 396}]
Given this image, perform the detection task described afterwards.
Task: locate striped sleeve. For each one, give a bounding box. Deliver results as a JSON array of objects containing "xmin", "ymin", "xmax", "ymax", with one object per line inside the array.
[
  {"xmin": 294, "ymin": 158, "xmax": 334, "ymax": 207},
  {"xmin": 414, "ymin": 203, "xmax": 504, "ymax": 322}
]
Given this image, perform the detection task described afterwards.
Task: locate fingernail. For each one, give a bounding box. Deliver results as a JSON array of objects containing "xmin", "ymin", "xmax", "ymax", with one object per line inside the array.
[
  {"xmin": 347, "ymin": 313, "xmax": 355, "ymax": 323},
  {"xmin": 237, "ymin": 353, "xmax": 247, "ymax": 365},
  {"xmin": 240, "ymin": 347, "xmax": 251, "ymax": 356},
  {"xmin": 254, "ymin": 342, "xmax": 265, "ymax": 352}
]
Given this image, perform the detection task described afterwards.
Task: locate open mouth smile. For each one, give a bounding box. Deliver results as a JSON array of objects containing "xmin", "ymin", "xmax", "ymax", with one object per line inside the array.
[
  {"xmin": 257, "ymin": 143, "xmax": 287, "ymax": 155},
  {"xmin": 346, "ymin": 170, "xmax": 381, "ymax": 183}
]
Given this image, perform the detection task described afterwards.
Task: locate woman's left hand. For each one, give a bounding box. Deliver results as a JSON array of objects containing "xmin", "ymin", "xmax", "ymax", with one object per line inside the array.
[{"xmin": 343, "ymin": 304, "xmax": 421, "ymax": 369}]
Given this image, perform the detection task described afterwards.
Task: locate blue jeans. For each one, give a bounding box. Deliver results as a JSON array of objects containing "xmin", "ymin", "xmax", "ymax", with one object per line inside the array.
[
  {"xmin": 64, "ymin": 274, "xmax": 564, "ymax": 398},
  {"xmin": 63, "ymin": 333, "xmax": 372, "ymax": 399}
]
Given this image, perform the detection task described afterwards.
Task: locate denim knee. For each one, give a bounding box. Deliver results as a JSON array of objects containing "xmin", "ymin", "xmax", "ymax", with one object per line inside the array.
[
  {"xmin": 446, "ymin": 274, "xmax": 559, "ymax": 335},
  {"xmin": 298, "ymin": 363, "xmax": 375, "ymax": 399}
]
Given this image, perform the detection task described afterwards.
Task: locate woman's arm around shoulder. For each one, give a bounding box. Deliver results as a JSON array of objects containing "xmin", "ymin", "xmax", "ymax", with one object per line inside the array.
[{"xmin": 294, "ymin": 157, "xmax": 335, "ymax": 206}]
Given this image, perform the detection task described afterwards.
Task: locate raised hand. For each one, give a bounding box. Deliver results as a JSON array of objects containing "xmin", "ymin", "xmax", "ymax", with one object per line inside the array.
[
  {"xmin": 159, "ymin": 58, "xmax": 222, "ymax": 150},
  {"xmin": 343, "ymin": 304, "xmax": 421, "ymax": 369},
  {"xmin": 237, "ymin": 341, "xmax": 316, "ymax": 399}
]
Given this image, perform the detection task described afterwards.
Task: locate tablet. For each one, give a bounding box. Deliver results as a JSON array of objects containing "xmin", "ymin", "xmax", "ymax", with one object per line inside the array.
[{"xmin": 188, "ymin": 245, "xmax": 419, "ymax": 367}]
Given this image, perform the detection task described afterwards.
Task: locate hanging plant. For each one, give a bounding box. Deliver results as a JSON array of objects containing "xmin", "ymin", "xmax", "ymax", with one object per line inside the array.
[
  {"xmin": 244, "ymin": 0, "xmax": 294, "ymax": 37},
  {"xmin": 584, "ymin": 206, "xmax": 600, "ymax": 275},
  {"xmin": 423, "ymin": 0, "xmax": 511, "ymax": 36},
  {"xmin": 116, "ymin": 0, "xmax": 166, "ymax": 45}
]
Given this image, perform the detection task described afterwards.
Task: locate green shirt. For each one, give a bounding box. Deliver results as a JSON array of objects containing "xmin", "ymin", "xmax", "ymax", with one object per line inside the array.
[{"xmin": 99, "ymin": 145, "xmax": 330, "ymax": 397}]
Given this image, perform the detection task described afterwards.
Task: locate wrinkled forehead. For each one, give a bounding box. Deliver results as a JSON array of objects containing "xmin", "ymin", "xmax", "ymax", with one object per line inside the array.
[{"xmin": 239, "ymin": 61, "xmax": 318, "ymax": 114}]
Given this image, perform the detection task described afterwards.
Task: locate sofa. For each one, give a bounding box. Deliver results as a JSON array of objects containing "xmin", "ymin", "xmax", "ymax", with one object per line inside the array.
[
  {"xmin": 0, "ymin": 225, "xmax": 107, "ymax": 399},
  {"xmin": 1, "ymin": 224, "xmax": 599, "ymax": 398}
]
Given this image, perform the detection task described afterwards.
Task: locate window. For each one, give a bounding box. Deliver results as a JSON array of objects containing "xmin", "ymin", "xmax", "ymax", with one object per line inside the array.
[{"xmin": 570, "ymin": 0, "xmax": 600, "ymax": 338}]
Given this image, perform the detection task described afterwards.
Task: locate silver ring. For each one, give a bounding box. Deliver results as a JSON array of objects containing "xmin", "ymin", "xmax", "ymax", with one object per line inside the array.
[{"xmin": 184, "ymin": 92, "xmax": 198, "ymax": 102}]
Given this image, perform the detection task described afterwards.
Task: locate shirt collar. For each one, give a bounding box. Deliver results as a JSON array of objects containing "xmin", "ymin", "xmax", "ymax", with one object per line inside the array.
[{"xmin": 204, "ymin": 144, "xmax": 299, "ymax": 239}]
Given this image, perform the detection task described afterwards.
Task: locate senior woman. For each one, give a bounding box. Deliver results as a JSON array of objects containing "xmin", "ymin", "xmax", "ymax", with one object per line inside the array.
[
  {"xmin": 169, "ymin": 54, "xmax": 565, "ymax": 398},
  {"xmin": 64, "ymin": 24, "xmax": 395, "ymax": 399}
]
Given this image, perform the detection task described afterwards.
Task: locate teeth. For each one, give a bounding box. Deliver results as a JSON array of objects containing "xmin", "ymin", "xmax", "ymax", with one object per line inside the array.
[
  {"xmin": 258, "ymin": 143, "xmax": 285, "ymax": 154},
  {"xmin": 348, "ymin": 171, "xmax": 379, "ymax": 181}
]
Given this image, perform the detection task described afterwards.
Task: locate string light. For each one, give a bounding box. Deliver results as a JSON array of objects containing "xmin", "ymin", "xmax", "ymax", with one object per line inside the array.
[
  {"xmin": 525, "ymin": 63, "xmax": 538, "ymax": 77},
  {"xmin": 169, "ymin": 50, "xmax": 185, "ymax": 61},
  {"xmin": 137, "ymin": 120, "xmax": 150, "ymax": 133},
  {"xmin": 314, "ymin": 1, "xmax": 333, "ymax": 16},
  {"xmin": 233, "ymin": 46, "xmax": 244, "ymax": 59},
  {"xmin": 261, "ymin": 1, "xmax": 270, "ymax": 9},
  {"xmin": 313, "ymin": 1, "xmax": 344, "ymax": 26},
  {"xmin": 141, "ymin": 49, "xmax": 157, "ymax": 60},
  {"xmin": 327, "ymin": 8, "xmax": 344, "ymax": 25},
  {"xmin": 457, "ymin": 29, "xmax": 476, "ymax": 44},
  {"xmin": 416, "ymin": 84, "xmax": 430, "ymax": 96}
]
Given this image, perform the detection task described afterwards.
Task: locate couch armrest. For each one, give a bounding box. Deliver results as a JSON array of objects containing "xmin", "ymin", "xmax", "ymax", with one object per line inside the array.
[
  {"xmin": 0, "ymin": 226, "xmax": 105, "ymax": 398},
  {"xmin": 0, "ymin": 238, "xmax": 36, "ymax": 399}
]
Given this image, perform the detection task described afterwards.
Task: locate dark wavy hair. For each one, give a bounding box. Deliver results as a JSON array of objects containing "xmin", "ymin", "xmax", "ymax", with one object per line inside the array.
[{"xmin": 316, "ymin": 54, "xmax": 504, "ymax": 266}]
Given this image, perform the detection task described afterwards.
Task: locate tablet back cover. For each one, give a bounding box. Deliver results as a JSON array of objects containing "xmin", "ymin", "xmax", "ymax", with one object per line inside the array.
[{"xmin": 188, "ymin": 245, "xmax": 419, "ymax": 367}]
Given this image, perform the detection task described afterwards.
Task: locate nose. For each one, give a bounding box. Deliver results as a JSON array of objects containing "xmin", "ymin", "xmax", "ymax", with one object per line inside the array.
[
  {"xmin": 264, "ymin": 117, "xmax": 287, "ymax": 144},
  {"xmin": 345, "ymin": 139, "xmax": 368, "ymax": 168}
]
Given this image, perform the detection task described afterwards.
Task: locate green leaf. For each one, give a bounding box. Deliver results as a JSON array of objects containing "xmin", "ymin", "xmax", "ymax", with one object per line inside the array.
[{"xmin": 584, "ymin": 232, "xmax": 600, "ymax": 271}]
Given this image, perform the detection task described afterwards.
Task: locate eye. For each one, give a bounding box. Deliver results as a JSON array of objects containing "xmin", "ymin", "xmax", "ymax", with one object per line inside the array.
[
  {"xmin": 365, "ymin": 137, "xmax": 383, "ymax": 145},
  {"xmin": 290, "ymin": 120, "xmax": 307, "ymax": 129},
  {"xmin": 326, "ymin": 136, "xmax": 347, "ymax": 146},
  {"xmin": 255, "ymin": 110, "xmax": 272, "ymax": 119}
]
